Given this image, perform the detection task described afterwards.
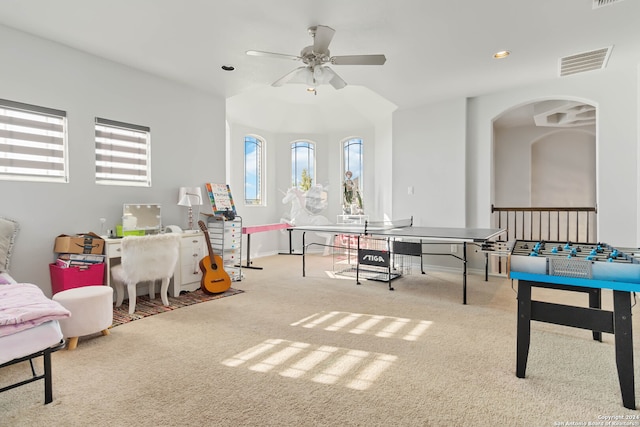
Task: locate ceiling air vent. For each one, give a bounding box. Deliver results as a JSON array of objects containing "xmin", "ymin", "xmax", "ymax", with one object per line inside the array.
[
  {"xmin": 559, "ymin": 46, "xmax": 612, "ymax": 77},
  {"xmin": 593, "ymin": 0, "xmax": 625, "ymax": 9}
]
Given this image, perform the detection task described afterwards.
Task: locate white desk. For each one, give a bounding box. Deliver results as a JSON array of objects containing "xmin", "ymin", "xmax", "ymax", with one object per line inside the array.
[{"xmin": 104, "ymin": 232, "xmax": 206, "ymax": 298}]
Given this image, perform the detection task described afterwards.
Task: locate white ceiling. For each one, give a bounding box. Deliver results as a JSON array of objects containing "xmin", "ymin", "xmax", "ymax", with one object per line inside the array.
[{"xmin": 0, "ymin": 0, "xmax": 638, "ymax": 132}]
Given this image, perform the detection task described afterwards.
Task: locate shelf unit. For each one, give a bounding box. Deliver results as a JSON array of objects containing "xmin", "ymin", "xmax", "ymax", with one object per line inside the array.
[{"xmin": 206, "ymin": 216, "xmax": 242, "ymax": 281}]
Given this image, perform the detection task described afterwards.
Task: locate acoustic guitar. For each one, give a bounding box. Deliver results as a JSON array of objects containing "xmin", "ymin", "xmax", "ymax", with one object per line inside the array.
[{"xmin": 197, "ymin": 220, "xmax": 231, "ymax": 294}]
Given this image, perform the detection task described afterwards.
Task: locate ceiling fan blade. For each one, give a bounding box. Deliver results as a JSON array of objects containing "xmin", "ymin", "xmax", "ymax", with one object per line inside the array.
[
  {"xmin": 311, "ymin": 25, "xmax": 335, "ymax": 54},
  {"xmin": 246, "ymin": 50, "xmax": 301, "ymax": 61},
  {"xmin": 330, "ymin": 54, "xmax": 387, "ymax": 66},
  {"xmin": 271, "ymin": 67, "xmax": 311, "ymax": 87},
  {"xmin": 321, "ymin": 67, "xmax": 347, "ymax": 90}
]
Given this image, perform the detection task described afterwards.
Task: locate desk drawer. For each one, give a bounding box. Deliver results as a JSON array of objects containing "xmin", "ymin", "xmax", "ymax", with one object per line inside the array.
[
  {"xmin": 178, "ymin": 234, "xmax": 205, "ymax": 289},
  {"xmin": 180, "ymin": 263, "xmax": 201, "ymax": 284},
  {"xmin": 180, "ymin": 236, "xmax": 204, "ymax": 266},
  {"xmin": 106, "ymin": 241, "xmax": 122, "ymax": 257}
]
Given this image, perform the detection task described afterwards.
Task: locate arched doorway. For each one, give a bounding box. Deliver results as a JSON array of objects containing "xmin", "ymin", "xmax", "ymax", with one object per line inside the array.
[{"xmin": 492, "ymin": 99, "xmax": 597, "ymax": 243}]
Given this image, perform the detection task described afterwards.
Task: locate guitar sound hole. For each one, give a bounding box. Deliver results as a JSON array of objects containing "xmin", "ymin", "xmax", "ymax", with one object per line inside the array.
[{"xmin": 211, "ymin": 264, "xmax": 218, "ymax": 270}]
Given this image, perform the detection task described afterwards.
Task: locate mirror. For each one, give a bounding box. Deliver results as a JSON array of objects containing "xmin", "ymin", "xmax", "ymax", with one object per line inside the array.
[{"xmin": 123, "ymin": 204, "xmax": 162, "ymax": 231}]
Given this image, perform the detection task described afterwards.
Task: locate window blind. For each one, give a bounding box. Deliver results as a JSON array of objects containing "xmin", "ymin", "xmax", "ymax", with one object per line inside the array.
[
  {"xmin": 0, "ymin": 98, "xmax": 68, "ymax": 183},
  {"xmin": 95, "ymin": 117, "xmax": 151, "ymax": 186}
]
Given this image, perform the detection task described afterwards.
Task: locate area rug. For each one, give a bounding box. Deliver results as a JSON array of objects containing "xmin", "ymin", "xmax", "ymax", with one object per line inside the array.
[{"xmin": 111, "ymin": 288, "xmax": 244, "ymax": 327}]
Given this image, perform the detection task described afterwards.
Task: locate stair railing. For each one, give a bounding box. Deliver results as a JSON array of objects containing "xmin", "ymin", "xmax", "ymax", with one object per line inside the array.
[{"xmin": 491, "ymin": 205, "xmax": 598, "ymax": 243}]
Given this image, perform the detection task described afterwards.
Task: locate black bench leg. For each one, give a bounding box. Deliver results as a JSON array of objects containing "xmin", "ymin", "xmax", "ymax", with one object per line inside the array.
[
  {"xmin": 44, "ymin": 350, "xmax": 53, "ymax": 404},
  {"xmin": 589, "ymin": 288, "xmax": 602, "ymax": 342},
  {"xmin": 613, "ymin": 290, "xmax": 635, "ymax": 410},
  {"xmin": 516, "ymin": 280, "xmax": 532, "ymax": 378}
]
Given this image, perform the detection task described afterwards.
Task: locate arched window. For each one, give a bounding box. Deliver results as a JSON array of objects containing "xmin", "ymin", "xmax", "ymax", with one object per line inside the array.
[
  {"xmin": 244, "ymin": 135, "xmax": 265, "ymax": 206},
  {"xmin": 342, "ymin": 138, "xmax": 364, "ymax": 213},
  {"xmin": 291, "ymin": 141, "xmax": 315, "ymax": 190}
]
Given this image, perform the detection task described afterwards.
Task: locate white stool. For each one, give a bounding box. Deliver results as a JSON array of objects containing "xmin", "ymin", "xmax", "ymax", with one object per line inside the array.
[{"xmin": 52, "ymin": 286, "xmax": 113, "ymax": 350}]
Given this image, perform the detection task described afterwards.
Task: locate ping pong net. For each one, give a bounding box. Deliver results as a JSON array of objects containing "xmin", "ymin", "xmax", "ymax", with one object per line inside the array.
[{"xmin": 362, "ymin": 217, "xmax": 413, "ymax": 234}]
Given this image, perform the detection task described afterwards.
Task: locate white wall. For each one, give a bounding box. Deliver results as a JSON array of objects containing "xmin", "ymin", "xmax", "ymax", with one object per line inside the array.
[
  {"xmin": 531, "ymin": 131, "xmax": 596, "ymax": 207},
  {"xmin": 392, "ymin": 98, "xmax": 467, "ymax": 227},
  {"xmin": 0, "ymin": 25, "xmax": 226, "ymax": 295},
  {"xmin": 494, "ymin": 126, "xmax": 596, "ymax": 207},
  {"xmin": 372, "ymin": 116, "xmax": 394, "ymax": 220},
  {"xmin": 467, "ymin": 68, "xmax": 639, "ymax": 246},
  {"xmin": 493, "ymin": 126, "xmax": 534, "ymax": 206},
  {"xmin": 226, "ymin": 123, "xmax": 279, "ymax": 262},
  {"xmin": 391, "ymin": 68, "xmax": 638, "ymax": 268}
]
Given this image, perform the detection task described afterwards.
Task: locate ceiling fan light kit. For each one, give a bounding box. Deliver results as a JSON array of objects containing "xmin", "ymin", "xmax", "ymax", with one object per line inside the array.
[{"xmin": 247, "ymin": 25, "xmax": 386, "ymax": 92}]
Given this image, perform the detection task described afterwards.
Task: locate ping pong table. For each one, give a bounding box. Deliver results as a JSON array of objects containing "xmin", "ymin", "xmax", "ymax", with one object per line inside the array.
[{"xmin": 290, "ymin": 218, "xmax": 505, "ymax": 304}]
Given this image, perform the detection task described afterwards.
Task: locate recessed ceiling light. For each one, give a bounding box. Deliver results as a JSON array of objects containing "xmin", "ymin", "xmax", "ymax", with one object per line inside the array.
[
  {"xmin": 221, "ymin": 65, "xmax": 235, "ymax": 71},
  {"xmin": 493, "ymin": 50, "xmax": 511, "ymax": 59}
]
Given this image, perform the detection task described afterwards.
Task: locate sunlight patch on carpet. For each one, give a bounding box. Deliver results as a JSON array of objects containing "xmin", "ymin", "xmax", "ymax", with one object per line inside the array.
[
  {"xmin": 222, "ymin": 338, "xmax": 397, "ymax": 391},
  {"xmin": 290, "ymin": 311, "xmax": 432, "ymax": 341},
  {"xmin": 111, "ymin": 288, "xmax": 244, "ymax": 327},
  {"xmin": 324, "ymin": 270, "xmax": 356, "ymax": 280}
]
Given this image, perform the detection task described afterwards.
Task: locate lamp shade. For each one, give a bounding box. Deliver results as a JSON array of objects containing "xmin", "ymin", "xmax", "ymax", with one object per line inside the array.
[
  {"xmin": 177, "ymin": 193, "xmax": 192, "ymax": 207},
  {"xmin": 177, "ymin": 186, "xmax": 203, "ymax": 206}
]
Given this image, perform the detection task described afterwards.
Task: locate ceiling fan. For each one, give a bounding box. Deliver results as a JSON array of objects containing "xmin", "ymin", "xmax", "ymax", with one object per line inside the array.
[{"xmin": 246, "ymin": 25, "xmax": 386, "ymax": 91}]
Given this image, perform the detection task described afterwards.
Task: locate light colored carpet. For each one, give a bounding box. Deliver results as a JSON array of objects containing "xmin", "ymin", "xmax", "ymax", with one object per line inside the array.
[{"xmin": 1, "ymin": 254, "xmax": 639, "ymax": 426}]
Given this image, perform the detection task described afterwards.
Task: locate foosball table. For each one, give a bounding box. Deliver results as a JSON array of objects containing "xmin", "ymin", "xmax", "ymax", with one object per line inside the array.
[{"xmin": 509, "ymin": 240, "xmax": 640, "ymax": 410}]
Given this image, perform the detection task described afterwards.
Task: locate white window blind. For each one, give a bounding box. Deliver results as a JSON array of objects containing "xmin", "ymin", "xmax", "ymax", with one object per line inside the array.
[
  {"xmin": 0, "ymin": 98, "xmax": 68, "ymax": 183},
  {"xmin": 95, "ymin": 117, "xmax": 151, "ymax": 186}
]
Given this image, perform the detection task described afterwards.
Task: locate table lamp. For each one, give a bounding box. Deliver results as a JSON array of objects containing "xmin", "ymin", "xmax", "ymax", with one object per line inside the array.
[{"xmin": 177, "ymin": 186, "xmax": 203, "ymax": 230}]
